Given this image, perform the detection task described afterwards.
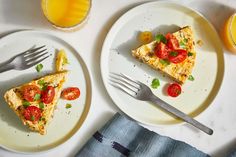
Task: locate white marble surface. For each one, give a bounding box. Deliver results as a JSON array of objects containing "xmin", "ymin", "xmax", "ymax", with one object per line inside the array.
[{"xmin": 0, "ymin": 0, "xmax": 235, "ymax": 156}]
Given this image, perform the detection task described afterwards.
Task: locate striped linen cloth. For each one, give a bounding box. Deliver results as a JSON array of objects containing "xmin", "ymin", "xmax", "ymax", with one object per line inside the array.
[{"xmin": 76, "ymin": 113, "xmax": 210, "ymax": 157}]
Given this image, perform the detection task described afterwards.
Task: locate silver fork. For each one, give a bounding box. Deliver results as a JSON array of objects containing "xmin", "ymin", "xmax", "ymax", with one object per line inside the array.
[
  {"xmin": 0, "ymin": 45, "xmax": 50, "ymax": 73},
  {"xmin": 109, "ymin": 73, "xmax": 213, "ymax": 135}
]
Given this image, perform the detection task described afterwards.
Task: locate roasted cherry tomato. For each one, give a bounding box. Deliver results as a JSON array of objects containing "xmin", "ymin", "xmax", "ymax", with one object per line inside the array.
[
  {"xmin": 61, "ymin": 87, "xmax": 80, "ymax": 100},
  {"xmin": 41, "ymin": 86, "xmax": 55, "ymax": 104},
  {"xmin": 23, "ymin": 106, "xmax": 42, "ymax": 122},
  {"xmin": 168, "ymin": 49, "xmax": 187, "ymax": 64},
  {"xmin": 155, "ymin": 42, "xmax": 170, "ymax": 59},
  {"xmin": 167, "ymin": 83, "xmax": 182, "ymax": 97},
  {"xmin": 23, "ymin": 85, "xmax": 41, "ymax": 102},
  {"xmin": 166, "ymin": 33, "xmax": 179, "ymax": 50}
]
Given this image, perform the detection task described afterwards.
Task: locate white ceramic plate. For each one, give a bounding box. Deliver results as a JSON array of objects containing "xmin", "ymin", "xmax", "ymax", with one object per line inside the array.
[
  {"xmin": 0, "ymin": 30, "xmax": 91, "ymax": 153},
  {"xmin": 101, "ymin": 2, "xmax": 224, "ymax": 125}
]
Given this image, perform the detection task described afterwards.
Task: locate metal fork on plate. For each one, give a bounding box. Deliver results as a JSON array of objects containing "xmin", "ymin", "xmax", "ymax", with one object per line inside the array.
[
  {"xmin": 109, "ymin": 73, "xmax": 213, "ymax": 135},
  {"xmin": 0, "ymin": 45, "xmax": 50, "ymax": 73}
]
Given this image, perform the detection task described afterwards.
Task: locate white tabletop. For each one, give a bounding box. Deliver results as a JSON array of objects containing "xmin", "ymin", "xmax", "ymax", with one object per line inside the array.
[{"xmin": 0, "ymin": 0, "xmax": 235, "ymax": 156}]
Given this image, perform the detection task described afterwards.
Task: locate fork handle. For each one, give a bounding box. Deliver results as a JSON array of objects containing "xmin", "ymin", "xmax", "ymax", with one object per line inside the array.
[
  {"xmin": 0, "ymin": 63, "xmax": 14, "ymax": 73},
  {"xmin": 150, "ymin": 95, "xmax": 213, "ymax": 135}
]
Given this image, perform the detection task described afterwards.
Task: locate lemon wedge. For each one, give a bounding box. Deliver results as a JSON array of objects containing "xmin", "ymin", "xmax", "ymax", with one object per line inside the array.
[{"xmin": 56, "ymin": 49, "xmax": 69, "ymax": 72}]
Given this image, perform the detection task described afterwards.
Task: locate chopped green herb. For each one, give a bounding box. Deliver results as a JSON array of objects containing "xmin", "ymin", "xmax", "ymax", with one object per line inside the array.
[
  {"xmin": 179, "ymin": 41, "xmax": 186, "ymax": 48},
  {"xmin": 151, "ymin": 78, "xmax": 160, "ymax": 89},
  {"xmin": 66, "ymin": 104, "xmax": 72, "ymax": 109},
  {"xmin": 39, "ymin": 102, "xmax": 44, "ymax": 109},
  {"xmin": 34, "ymin": 94, "xmax": 41, "ymax": 101},
  {"xmin": 38, "ymin": 80, "xmax": 45, "ymax": 86},
  {"xmin": 39, "ymin": 117, "xmax": 46, "ymax": 121},
  {"xmin": 169, "ymin": 51, "xmax": 178, "ymax": 57},
  {"xmin": 42, "ymin": 86, "xmax": 47, "ymax": 91},
  {"xmin": 183, "ymin": 38, "xmax": 188, "ymax": 43},
  {"xmin": 38, "ymin": 80, "xmax": 49, "ymax": 91},
  {"xmin": 36, "ymin": 64, "xmax": 43, "ymax": 72},
  {"xmin": 188, "ymin": 75, "xmax": 195, "ymax": 81},
  {"xmin": 155, "ymin": 34, "xmax": 167, "ymax": 44},
  {"xmin": 22, "ymin": 100, "xmax": 30, "ymax": 108},
  {"xmin": 188, "ymin": 52, "xmax": 194, "ymax": 56},
  {"xmin": 31, "ymin": 116, "xmax": 35, "ymax": 121},
  {"xmin": 159, "ymin": 59, "xmax": 170, "ymax": 66}
]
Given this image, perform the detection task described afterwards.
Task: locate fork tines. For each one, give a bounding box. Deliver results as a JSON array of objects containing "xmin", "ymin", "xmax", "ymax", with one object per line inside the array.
[
  {"xmin": 109, "ymin": 73, "xmax": 140, "ymax": 97},
  {"xmin": 24, "ymin": 45, "xmax": 50, "ymax": 66}
]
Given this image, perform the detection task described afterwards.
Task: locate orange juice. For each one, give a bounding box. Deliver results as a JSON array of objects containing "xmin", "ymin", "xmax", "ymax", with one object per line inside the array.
[
  {"xmin": 41, "ymin": 0, "xmax": 91, "ymax": 30},
  {"xmin": 222, "ymin": 13, "xmax": 236, "ymax": 53}
]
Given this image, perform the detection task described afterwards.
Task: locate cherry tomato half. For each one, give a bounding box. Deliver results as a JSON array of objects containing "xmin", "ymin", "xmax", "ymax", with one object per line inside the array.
[
  {"xmin": 23, "ymin": 106, "xmax": 42, "ymax": 122},
  {"xmin": 155, "ymin": 42, "xmax": 170, "ymax": 59},
  {"xmin": 23, "ymin": 85, "xmax": 41, "ymax": 102},
  {"xmin": 61, "ymin": 87, "xmax": 80, "ymax": 100},
  {"xmin": 168, "ymin": 49, "xmax": 187, "ymax": 64},
  {"xmin": 41, "ymin": 86, "xmax": 55, "ymax": 104},
  {"xmin": 167, "ymin": 83, "xmax": 182, "ymax": 97},
  {"xmin": 166, "ymin": 33, "xmax": 179, "ymax": 50}
]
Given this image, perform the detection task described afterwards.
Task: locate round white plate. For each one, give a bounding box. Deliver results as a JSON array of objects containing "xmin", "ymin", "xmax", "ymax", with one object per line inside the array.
[
  {"xmin": 0, "ymin": 30, "xmax": 92, "ymax": 153},
  {"xmin": 101, "ymin": 2, "xmax": 224, "ymax": 125}
]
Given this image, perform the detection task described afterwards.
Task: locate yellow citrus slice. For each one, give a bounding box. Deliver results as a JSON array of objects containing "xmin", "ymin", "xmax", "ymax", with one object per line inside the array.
[
  {"xmin": 230, "ymin": 13, "xmax": 236, "ymax": 44},
  {"xmin": 139, "ymin": 31, "xmax": 153, "ymax": 44},
  {"xmin": 222, "ymin": 13, "xmax": 236, "ymax": 53}
]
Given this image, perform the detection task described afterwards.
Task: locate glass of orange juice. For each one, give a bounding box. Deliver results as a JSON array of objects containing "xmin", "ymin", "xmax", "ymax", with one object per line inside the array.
[
  {"xmin": 41, "ymin": 0, "xmax": 91, "ymax": 31},
  {"xmin": 222, "ymin": 13, "xmax": 236, "ymax": 53}
]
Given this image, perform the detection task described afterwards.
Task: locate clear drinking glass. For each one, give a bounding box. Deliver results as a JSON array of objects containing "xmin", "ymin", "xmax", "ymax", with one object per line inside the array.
[{"xmin": 41, "ymin": 0, "xmax": 91, "ymax": 32}]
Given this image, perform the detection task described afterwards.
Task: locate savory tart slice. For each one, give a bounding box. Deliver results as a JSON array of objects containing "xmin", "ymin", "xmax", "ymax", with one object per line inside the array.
[
  {"xmin": 132, "ymin": 26, "xmax": 196, "ymax": 84},
  {"xmin": 4, "ymin": 71, "xmax": 68, "ymax": 135}
]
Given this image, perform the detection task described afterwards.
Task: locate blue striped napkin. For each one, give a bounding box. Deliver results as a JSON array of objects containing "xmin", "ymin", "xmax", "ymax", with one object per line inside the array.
[
  {"xmin": 76, "ymin": 113, "xmax": 210, "ymax": 157},
  {"xmin": 228, "ymin": 151, "xmax": 236, "ymax": 157}
]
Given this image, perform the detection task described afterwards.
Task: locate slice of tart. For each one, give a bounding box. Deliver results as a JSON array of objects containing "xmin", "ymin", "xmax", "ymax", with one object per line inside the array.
[
  {"xmin": 4, "ymin": 70, "xmax": 68, "ymax": 135},
  {"xmin": 132, "ymin": 26, "xmax": 196, "ymax": 84}
]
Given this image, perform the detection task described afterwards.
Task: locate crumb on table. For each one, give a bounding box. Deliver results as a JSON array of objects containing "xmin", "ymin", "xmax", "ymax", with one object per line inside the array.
[{"xmin": 197, "ymin": 40, "xmax": 203, "ymax": 46}]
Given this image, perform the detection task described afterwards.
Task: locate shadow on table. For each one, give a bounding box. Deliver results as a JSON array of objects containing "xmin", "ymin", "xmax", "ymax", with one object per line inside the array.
[
  {"xmin": 0, "ymin": 0, "xmax": 51, "ymax": 29},
  {"xmin": 211, "ymin": 139, "xmax": 236, "ymax": 157},
  {"xmin": 189, "ymin": 0, "xmax": 235, "ymax": 32},
  {"xmin": 186, "ymin": 0, "xmax": 235, "ymax": 54},
  {"xmin": 0, "ymin": 29, "xmax": 29, "ymax": 39}
]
